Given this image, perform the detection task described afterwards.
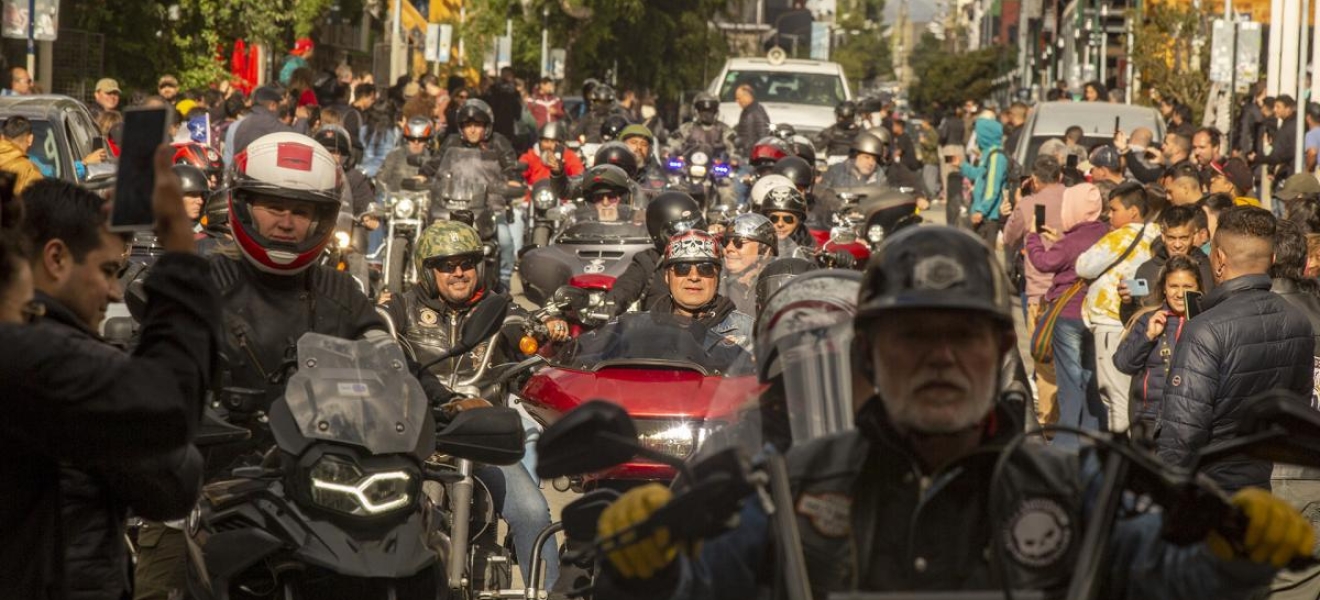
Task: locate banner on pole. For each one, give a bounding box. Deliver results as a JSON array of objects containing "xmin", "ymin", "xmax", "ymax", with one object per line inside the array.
[
  {"xmin": 424, "ymin": 23, "xmax": 452, "ymax": 62},
  {"xmin": 1209, "ymin": 19, "xmax": 1234, "ymax": 84},
  {"xmin": 2, "ymin": 0, "xmax": 59, "ymax": 41},
  {"xmin": 1235, "ymin": 22, "xmax": 1263, "ymax": 91}
]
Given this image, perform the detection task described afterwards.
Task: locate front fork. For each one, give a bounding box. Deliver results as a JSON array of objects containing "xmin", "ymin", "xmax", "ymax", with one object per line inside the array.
[{"xmin": 447, "ymin": 458, "xmax": 475, "ymax": 591}]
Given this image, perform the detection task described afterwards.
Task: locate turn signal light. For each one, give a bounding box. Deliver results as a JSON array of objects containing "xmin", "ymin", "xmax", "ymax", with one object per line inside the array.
[{"xmin": 519, "ymin": 335, "xmax": 539, "ymax": 356}]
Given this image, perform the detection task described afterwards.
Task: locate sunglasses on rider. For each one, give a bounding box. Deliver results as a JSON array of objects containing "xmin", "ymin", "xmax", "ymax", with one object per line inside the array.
[
  {"xmin": 424, "ymin": 256, "xmax": 478, "ymax": 273},
  {"xmin": 768, "ymin": 214, "xmax": 797, "ymax": 225},
  {"xmin": 723, "ymin": 236, "xmax": 753, "ymax": 250},
  {"xmin": 405, "ymin": 136, "xmax": 428, "ymax": 143},
  {"xmin": 669, "ymin": 263, "xmax": 719, "ymax": 278},
  {"xmin": 590, "ymin": 191, "xmax": 622, "ymax": 204}
]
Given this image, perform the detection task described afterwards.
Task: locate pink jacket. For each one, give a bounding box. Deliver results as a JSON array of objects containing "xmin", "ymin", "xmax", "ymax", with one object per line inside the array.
[{"xmin": 1001, "ymin": 183, "xmax": 1066, "ymax": 304}]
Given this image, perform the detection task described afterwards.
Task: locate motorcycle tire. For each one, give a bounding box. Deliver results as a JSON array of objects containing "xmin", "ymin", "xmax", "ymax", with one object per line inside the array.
[{"xmin": 384, "ymin": 235, "xmax": 410, "ymax": 293}]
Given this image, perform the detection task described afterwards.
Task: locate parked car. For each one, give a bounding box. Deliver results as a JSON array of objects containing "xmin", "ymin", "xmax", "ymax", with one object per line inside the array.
[
  {"xmin": 0, "ymin": 95, "xmax": 114, "ymax": 192},
  {"xmin": 708, "ymin": 55, "xmax": 852, "ymax": 136},
  {"xmin": 1013, "ymin": 101, "xmax": 1165, "ymax": 170}
]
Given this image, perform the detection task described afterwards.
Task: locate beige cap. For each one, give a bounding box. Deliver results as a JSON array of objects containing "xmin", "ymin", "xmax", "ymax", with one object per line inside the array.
[
  {"xmin": 158, "ymin": 74, "xmax": 179, "ymax": 88},
  {"xmin": 403, "ymin": 82, "xmax": 421, "ymax": 98},
  {"xmin": 94, "ymin": 78, "xmax": 120, "ymax": 93}
]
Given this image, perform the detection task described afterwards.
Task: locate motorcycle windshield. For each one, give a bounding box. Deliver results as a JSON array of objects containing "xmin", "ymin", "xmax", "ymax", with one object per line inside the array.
[
  {"xmin": 284, "ymin": 333, "xmax": 429, "ymax": 455},
  {"xmin": 550, "ymin": 312, "xmax": 754, "ymax": 377},
  {"xmin": 557, "ymin": 219, "xmax": 651, "ymax": 243},
  {"xmin": 434, "ymin": 146, "xmax": 504, "ymax": 204},
  {"xmin": 775, "ymin": 322, "xmax": 857, "ymax": 445}
]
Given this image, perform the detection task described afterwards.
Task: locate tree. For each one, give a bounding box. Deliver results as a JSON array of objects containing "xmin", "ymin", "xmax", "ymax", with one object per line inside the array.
[
  {"xmin": 1132, "ymin": 2, "xmax": 1210, "ymax": 123},
  {"xmin": 832, "ymin": 0, "xmax": 893, "ymax": 90},
  {"xmin": 166, "ymin": 0, "xmax": 336, "ymax": 88},
  {"xmin": 908, "ymin": 33, "xmax": 1011, "ymax": 114},
  {"xmin": 67, "ymin": 0, "xmax": 176, "ymax": 92}
]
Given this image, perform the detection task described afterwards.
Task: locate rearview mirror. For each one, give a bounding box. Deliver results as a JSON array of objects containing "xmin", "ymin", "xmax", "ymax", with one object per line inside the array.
[
  {"xmin": 536, "ymin": 400, "xmax": 640, "ymax": 479},
  {"xmin": 551, "ymin": 285, "xmax": 588, "ymax": 310},
  {"xmin": 435, "ymin": 407, "xmax": 526, "ymax": 465},
  {"xmin": 458, "ymin": 293, "xmax": 509, "ymax": 352}
]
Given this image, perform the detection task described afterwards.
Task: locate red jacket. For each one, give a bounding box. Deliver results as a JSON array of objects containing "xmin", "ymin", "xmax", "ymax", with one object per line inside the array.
[
  {"xmin": 527, "ymin": 94, "xmax": 566, "ymax": 129},
  {"xmin": 520, "ymin": 147, "xmax": 584, "ymax": 185}
]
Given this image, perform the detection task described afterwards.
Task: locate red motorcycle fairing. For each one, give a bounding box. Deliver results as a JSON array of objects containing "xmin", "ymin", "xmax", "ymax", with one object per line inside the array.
[
  {"xmin": 810, "ymin": 227, "xmax": 871, "ymax": 263},
  {"xmin": 568, "ymin": 273, "xmax": 615, "ymax": 291}
]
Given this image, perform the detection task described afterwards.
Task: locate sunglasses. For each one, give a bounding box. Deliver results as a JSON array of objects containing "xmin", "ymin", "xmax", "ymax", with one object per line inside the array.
[
  {"xmin": 723, "ymin": 236, "xmax": 752, "ymax": 249},
  {"xmin": 590, "ymin": 191, "xmax": 622, "ymax": 204},
  {"xmin": 404, "ymin": 136, "xmax": 428, "ymax": 143},
  {"xmin": 424, "ymin": 256, "xmax": 478, "ymax": 273},
  {"xmin": 669, "ymin": 263, "xmax": 719, "ymax": 278},
  {"xmin": 768, "ymin": 214, "xmax": 797, "ymax": 225},
  {"xmin": 21, "ymin": 300, "xmax": 45, "ymax": 324}
]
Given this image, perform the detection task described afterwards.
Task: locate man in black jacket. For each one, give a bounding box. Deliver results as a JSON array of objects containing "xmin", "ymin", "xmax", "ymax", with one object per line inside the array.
[
  {"xmin": 1118, "ymin": 205, "xmax": 1215, "ymax": 325},
  {"xmin": 1259, "ymin": 95, "xmax": 1299, "ymax": 185},
  {"xmin": 733, "ymin": 84, "xmax": 771, "ymax": 162},
  {"xmin": 1158, "ymin": 206, "xmax": 1314, "ymax": 493},
  {"xmin": 0, "ymin": 149, "xmax": 218, "ymax": 600}
]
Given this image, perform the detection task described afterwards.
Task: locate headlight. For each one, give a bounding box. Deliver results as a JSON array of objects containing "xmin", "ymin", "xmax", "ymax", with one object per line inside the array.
[
  {"xmin": 534, "ymin": 190, "xmax": 557, "ymax": 211},
  {"xmin": 393, "ymin": 197, "xmax": 417, "ymax": 219},
  {"xmin": 635, "ymin": 420, "xmax": 711, "ymax": 459},
  {"xmin": 690, "ymin": 165, "xmax": 708, "ymax": 178},
  {"xmin": 691, "ymin": 151, "xmax": 709, "ymax": 166},
  {"xmin": 333, "ymin": 231, "xmax": 351, "ymax": 248},
  {"xmin": 309, "ymin": 455, "xmax": 413, "ymax": 516},
  {"xmin": 867, "ymin": 224, "xmax": 884, "ymax": 244}
]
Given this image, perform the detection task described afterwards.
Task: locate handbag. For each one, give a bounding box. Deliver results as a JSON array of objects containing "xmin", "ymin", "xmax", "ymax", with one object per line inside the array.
[{"xmin": 1029, "ymin": 224, "xmax": 1148, "ymax": 364}]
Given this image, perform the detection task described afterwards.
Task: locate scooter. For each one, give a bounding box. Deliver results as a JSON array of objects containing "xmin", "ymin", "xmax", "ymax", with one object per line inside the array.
[{"xmin": 183, "ymin": 307, "xmax": 527, "ymax": 600}]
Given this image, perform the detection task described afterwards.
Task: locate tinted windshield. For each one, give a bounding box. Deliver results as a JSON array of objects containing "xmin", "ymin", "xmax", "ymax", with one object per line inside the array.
[
  {"xmin": 551, "ymin": 312, "xmax": 754, "ymax": 376},
  {"xmin": 435, "ymin": 146, "xmax": 504, "ymax": 202},
  {"xmin": 284, "ymin": 333, "xmax": 428, "ymax": 455},
  {"xmin": 718, "ymin": 70, "xmax": 844, "ymax": 106},
  {"xmin": 558, "ymin": 218, "xmax": 650, "ymax": 243}
]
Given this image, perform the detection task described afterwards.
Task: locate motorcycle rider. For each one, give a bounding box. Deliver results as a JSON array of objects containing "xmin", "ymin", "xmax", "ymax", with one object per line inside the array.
[
  {"xmin": 173, "ymin": 163, "xmax": 209, "ymax": 235},
  {"xmin": 520, "ymin": 120, "xmax": 584, "ymax": 187},
  {"xmin": 380, "ymin": 220, "xmax": 560, "ymax": 589},
  {"xmin": 594, "ymin": 141, "xmax": 658, "ymax": 206},
  {"xmin": 814, "ymin": 100, "xmax": 861, "ymax": 159},
  {"xmin": 313, "ymin": 126, "xmax": 374, "ymax": 220},
  {"xmin": 773, "ymin": 155, "xmax": 819, "ymax": 225},
  {"xmin": 650, "ymin": 229, "xmax": 754, "ymax": 350},
  {"xmin": 668, "ymin": 92, "xmax": 737, "ymax": 162},
  {"xmin": 819, "ymin": 130, "xmax": 890, "ymax": 218},
  {"xmin": 545, "ymin": 191, "xmax": 705, "ymax": 341},
  {"xmin": 620, "ymin": 123, "xmax": 668, "ymax": 189},
  {"xmin": 420, "ymin": 98, "xmax": 522, "ymax": 290},
  {"xmin": 134, "ymin": 132, "xmax": 464, "ymax": 595},
  {"xmin": 377, "ymin": 116, "xmax": 434, "ymax": 191},
  {"xmin": 595, "ymin": 225, "xmax": 1316, "ymax": 599},
  {"xmin": 572, "ymin": 164, "xmax": 636, "ymax": 224},
  {"xmin": 718, "ymin": 213, "xmax": 778, "ymax": 315},
  {"xmin": 571, "ymin": 84, "xmax": 627, "ymax": 144},
  {"xmin": 758, "ymin": 184, "xmax": 817, "ymax": 258}
]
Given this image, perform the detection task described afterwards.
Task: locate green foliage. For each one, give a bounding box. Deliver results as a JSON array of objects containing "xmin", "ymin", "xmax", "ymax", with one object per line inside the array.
[
  {"xmin": 67, "ymin": 0, "xmax": 176, "ymax": 92},
  {"xmin": 833, "ymin": 0, "xmax": 893, "ymax": 88},
  {"xmin": 163, "ymin": 0, "xmax": 336, "ymax": 89},
  {"xmin": 908, "ymin": 33, "xmax": 1012, "ymax": 113},
  {"xmin": 1132, "ymin": 3, "xmax": 1209, "ymax": 123}
]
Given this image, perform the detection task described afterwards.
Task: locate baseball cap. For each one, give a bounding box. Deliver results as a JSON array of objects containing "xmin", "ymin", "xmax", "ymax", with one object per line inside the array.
[
  {"xmin": 95, "ymin": 78, "xmax": 120, "ymax": 94},
  {"xmin": 1276, "ymin": 173, "xmax": 1320, "ymax": 200},
  {"xmin": 252, "ymin": 84, "xmax": 284, "ymax": 105},
  {"xmin": 1088, "ymin": 145, "xmax": 1121, "ymax": 171},
  {"xmin": 158, "ymin": 75, "xmax": 179, "ymax": 88},
  {"xmin": 291, "ymin": 37, "xmax": 315, "ymax": 57},
  {"xmin": 403, "ymin": 82, "xmax": 421, "ymax": 99},
  {"xmin": 1209, "ymin": 158, "xmax": 1252, "ymax": 194}
]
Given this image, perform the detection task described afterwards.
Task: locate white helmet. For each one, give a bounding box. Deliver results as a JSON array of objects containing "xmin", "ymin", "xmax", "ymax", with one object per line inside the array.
[
  {"xmin": 229, "ymin": 132, "xmax": 343, "ymax": 274},
  {"xmin": 749, "ymin": 174, "xmax": 796, "ymax": 210}
]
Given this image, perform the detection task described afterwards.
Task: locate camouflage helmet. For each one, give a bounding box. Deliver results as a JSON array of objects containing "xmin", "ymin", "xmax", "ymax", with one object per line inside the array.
[{"xmin": 415, "ymin": 220, "xmax": 484, "ymax": 295}]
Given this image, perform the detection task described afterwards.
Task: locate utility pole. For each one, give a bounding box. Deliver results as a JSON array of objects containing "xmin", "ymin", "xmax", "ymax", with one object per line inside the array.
[{"xmin": 1294, "ymin": 0, "xmax": 1310, "ymax": 178}]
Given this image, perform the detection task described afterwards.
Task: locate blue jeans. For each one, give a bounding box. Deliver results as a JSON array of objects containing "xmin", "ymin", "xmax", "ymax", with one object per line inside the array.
[
  {"xmin": 474, "ymin": 462, "xmax": 559, "ymax": 587},
  {"xmin": 1051, "ymin": 317, "xmax": 1102, "ymax": 450},
  {"xmin": 496, "ymin": 207, "xmax": 525, "ymax": 289},
  {"xmin": 732, "ymin": 165, "xmax": 755, "ymax": 206}
]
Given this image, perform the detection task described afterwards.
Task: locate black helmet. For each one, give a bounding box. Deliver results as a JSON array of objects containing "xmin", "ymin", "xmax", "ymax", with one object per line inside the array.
[
  {"xmin": 858, "ymin": 96, "xmax": 884, "ymax": 113},
  {"xmin": 645, "ymin": 191, "xmax": 705, "ymax": 248},
  {"xmin": 203, "ymin": 187, "xmax": 231, "ymax": 232},
  {"xmin": 789, "ymin": 134, "xmax": 817, "ymax": 165},
  {"xmin": 313, "ymin": 126, "xmax": 353, "ymax": 157},
  {"xmin": 851, "ymin": 131, "xmax": 888, "ymax": 158},
  {"xmin": 594, "ymin": 142, "xmax": 639, "ymax": 178},
  {"xmin": 600, "ymin": 114, "xmax": 630, "ymax": 142},
  {"xmin": 541, "ymin": 120, "xmax": 569, "ymax": 142},
  {"xmin": 758, "ymin": 185, "xmax": 808, "ymax": 217},
  {"xmin": 693, "ymin": 92, "xmax": 719, "ymax": 113},
  {"xmin": 581, "ymin": 163, "xmax": 632, "ymax": 199},
  {"xmin": 754, "ymin": 257, "xmax": 818, "ymax": 315},
  {"xmin": 455, "ymin": 99, "xmax": 495, "ymax": 140},
  {"xmin": 773, "ymin": 155, "xmax": 814, "ymax": 192},
  {"xmin": 856, "ymin": 225, "xmax": 1012, "ymax": 326},
  {"xmin": 772, "ymin": 123, "xmax": 797, "ymax": 140},
  {"xmin": 589, "ymin": 84, "xmax": 616, "ymax": 113},
  {"xmin": 582, "ymin": 78, "xmax": 600, "ymax": 99},
  {"xmin": 835, "ymin": 100, "xmax": 858, "ymax": 121},
  {"xmin": 172, "ymin": 164, "xmax": 210, "ymax": 196}
]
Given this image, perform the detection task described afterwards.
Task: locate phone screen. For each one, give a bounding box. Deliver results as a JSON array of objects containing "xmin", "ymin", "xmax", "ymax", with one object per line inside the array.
[
  {"xmin": 110, "ymin": 107, "xmax": 170, "ymax": 231},
  {"xmin": 1114, "ymin": 116, "xmax": 1121, "ymax": 133},
  {"xmin": 1034, "ymin": 205, "xmax": 1047, "ymax": 231},
  {"xmin": 1066, "ymin": 154, "xmax": 1079, "ymax": 169},
  {"xmin": 1184, "ymin": 291, "xmax": 1204, "ymax": 319}
]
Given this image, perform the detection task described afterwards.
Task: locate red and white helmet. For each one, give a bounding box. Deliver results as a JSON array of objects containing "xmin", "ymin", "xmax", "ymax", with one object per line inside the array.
[{"xmin": 229, "ymin": 132, "xmax": 343, "ymax": 274}]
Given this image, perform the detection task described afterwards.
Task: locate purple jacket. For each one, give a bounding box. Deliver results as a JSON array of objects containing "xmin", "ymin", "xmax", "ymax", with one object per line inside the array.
[{"xmin": 1024, "ymin": 220, "xmax": 1108, "ymax": 319}]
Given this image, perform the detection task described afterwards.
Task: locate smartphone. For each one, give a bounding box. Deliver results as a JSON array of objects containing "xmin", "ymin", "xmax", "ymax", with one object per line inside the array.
[
  {"xmin": 1034, "ymin": 205, "xmax": 1047, "ymax": 231},
  {"xmin": 110, "ymin": 107, "xmax": 170, "ymax": 231},
  {"xmin": 1184, "ymin": 290, "xmax": 1204, "ymax": 319},
  {"xmin": 1123, "ymin": 278, "xmax": 1150, "ymax": 297},
  {"xmin": 1066, "ymin": 154, "xmax": 1079, "ymax": 169},
  {"xmin": 1114, "ymin": 116, "xmax": 1121, "ymax": 133}
]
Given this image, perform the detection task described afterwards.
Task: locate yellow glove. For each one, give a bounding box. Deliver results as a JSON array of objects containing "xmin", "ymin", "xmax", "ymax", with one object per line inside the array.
[
  {"xmin": 597, "ymin": 483, "xmax": 678, "ymax": 580},
  {"xmin": 1208, "ymin": 488, "xmax": 1316, "ymax": 568}
]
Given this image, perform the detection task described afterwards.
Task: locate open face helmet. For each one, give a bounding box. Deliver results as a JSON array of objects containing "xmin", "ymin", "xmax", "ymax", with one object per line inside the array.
[
  {"xmin": 645, "ymin": 191, "xmax": 705, "ymax": 248},
  {"xmin": 725, "ymin": 212, "xmax": 778, "ymax": 256},
  {"xmin": 749, "ymin": 174, "xmax": 796, "ymax": 209},
  {"xmin": 404, "ymin": 116, "xmax": 434, "ymax": 140},
  {"xmin": 661, "ymin": 229, "xmax": 722, "ymax": 268},
  {"xmin": 693, "ymin": 92, "xmax": 720, "ymax": 125},
  {"xmin": 414, "ymin": 220, "xmax": 484, "ymax": 297},
  {"xmin": 455, "ymin": 98, "xmax": 495, "ymax": 141},
  {"xmin": 172, "ymin": 142, "xmax": 223, "ymax": 188}
]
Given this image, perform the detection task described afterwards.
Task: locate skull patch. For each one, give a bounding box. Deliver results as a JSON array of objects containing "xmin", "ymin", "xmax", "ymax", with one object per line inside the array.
[{"xmin": 1003, "ymin": 498, "xmax": 1072, "ymax": 568}]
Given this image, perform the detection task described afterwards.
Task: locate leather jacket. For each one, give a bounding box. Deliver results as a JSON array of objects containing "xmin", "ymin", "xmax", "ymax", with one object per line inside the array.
[
  {"xmin": 669, "ymin": 121, "xmax": 738, "ymax": 162},
  {"xmin": 384, "ymin": 286, "xmax": 523, "ymax": 390}
]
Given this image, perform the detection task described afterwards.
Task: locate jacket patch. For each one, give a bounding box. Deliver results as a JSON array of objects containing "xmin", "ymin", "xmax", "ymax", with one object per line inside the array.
[
  {"xmin": 1170, "ymin": 375, "xmax": 1182, "ymax": 387},
  {"xmin": 1003, "ymin": 498, "xmax": 1072, "ymax": 568},
  {"xmin": 420, "ymin": 308, "xmax": 439, "ymax": 325},
  {"xmin": 796, "ymin": 492, "xmax": 852, "ymax": 538}
]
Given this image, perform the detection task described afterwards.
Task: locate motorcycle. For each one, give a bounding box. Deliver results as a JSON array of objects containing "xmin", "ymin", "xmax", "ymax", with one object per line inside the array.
[
  {"xmin": 426, "ymin": 147, "xmax": 528, "ymax": 293},
  {"xmin": 522, "ymin": 177, "xmax": 577, "ymax": 251},
  {"xmin": 376, "ymin": 180, "xmax": 431, "ymax": 294},
  {"xmin": 183, "ymin": 309, "xmax": 528, "ymax": 600},
  {"xmin": 665, "ymin": 144, "xmax": 733, "ymax": 209},
  {"xmin": 515, "ymin": 312, "xmax": 762, "ymax": 491},
  {"xmin": 517, "ymin": 217, "xmax": 653, "ymax": 310}
]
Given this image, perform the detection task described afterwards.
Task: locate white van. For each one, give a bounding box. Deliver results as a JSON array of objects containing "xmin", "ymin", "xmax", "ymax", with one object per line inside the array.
[{"xmin": 708, "ymin": 56, "xmax": 852, "ymax": 136}]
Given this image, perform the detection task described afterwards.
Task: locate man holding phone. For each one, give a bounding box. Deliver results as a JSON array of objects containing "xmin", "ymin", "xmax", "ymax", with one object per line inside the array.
[
  {"xmin": 1001, "ymin": 155, "xmax": 1067, "ymax": 426},
  {"xmin": 1118, "ymin": 205, "xmax": 1215, "ymax": 325},
  {"xmin": 519, "ymin": 120, "xmax": 582, "ymax": 187}
]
